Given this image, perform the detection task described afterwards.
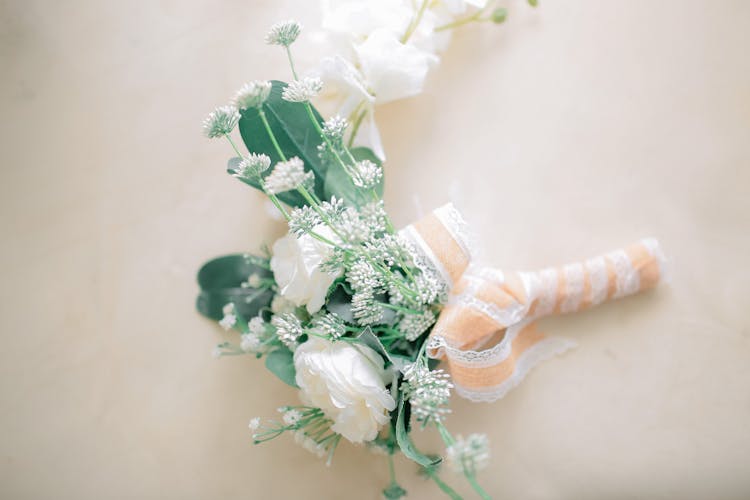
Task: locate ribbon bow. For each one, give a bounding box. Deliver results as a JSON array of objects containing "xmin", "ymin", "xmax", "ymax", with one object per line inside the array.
[{"xmin": 401, "ymin": 204, "xmax": 667, "ymax": 402}]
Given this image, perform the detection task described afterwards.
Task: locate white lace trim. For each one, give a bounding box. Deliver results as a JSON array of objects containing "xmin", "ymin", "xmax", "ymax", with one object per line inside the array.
[
  {"xmin": 584, "ymin": 256, "xmax": 608, "ymax": 306},
  {"xmin": 560, "ymin": 262, "xmax": 585, "ymax": 313},
  {"xmin": 641, "ymin": 237, "xmax": 671, "ymax": 284},
  {"xmin": 430, "ymin": 320, "xmax": 529, "ymax": 368},
  {"xmin": 447, "ymin": 276, "xmax": 529, "ymax": 330},
  {"xmin": 434, "ymin": 204, "xmax": 474, "ymax": 263},
  {"xmin": 400, "ymin": 224, "xmax": 452, "ymax": 288},
  {"xmin": 452, "ymin": 336, "xmax": 576, "ymax": 403},
  {"xmin": 606, "ymin": 249, "xmax": 639, "ymax": 299}
]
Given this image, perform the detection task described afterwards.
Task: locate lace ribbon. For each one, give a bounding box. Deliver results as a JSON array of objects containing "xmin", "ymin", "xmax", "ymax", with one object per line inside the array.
[{"xmin": 400, "ymin": 204, "xmax": 667, "ymax": 403}]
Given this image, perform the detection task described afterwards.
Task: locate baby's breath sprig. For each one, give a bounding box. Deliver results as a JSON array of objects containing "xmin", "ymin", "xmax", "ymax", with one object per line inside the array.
[
  {"xmin": 250, "ymin": 406, "xmax": 342, "ymax": 466},
  {"xmin": 436, "ymin": 423, "xmax": 492, "ymax": 500},
  {"xmin": 251, "ymin": 406, "xmax": 342, "ymax": 465},
  {"xmin": 402, "ymin": 361, "xmax": 453, "ymax": 427}
]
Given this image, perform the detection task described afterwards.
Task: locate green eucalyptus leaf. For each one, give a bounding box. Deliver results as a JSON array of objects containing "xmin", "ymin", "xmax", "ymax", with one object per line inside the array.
[
  {"xmin": 196, "ymin": 254, "xmax": 274, "ymax": 321},
  {"xmin": 265, "ymin": 348, "xmax": 298, "ymax": 387},
  {"xmin": 237, "ymin": 80, "xmax": 326, "ymax": 206},
  {"xmin": 322, "ymin": 146, "xmax": 384, "ymax": 206},
  {"xmin": 395, "ymin": 399, "xmax": 442, "ymax": 468}
]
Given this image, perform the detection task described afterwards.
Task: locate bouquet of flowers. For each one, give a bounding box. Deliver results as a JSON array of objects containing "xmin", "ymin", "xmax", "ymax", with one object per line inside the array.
[{"xmin": 198, "ymin": 9, "xmax": 667, "ymax": 499}]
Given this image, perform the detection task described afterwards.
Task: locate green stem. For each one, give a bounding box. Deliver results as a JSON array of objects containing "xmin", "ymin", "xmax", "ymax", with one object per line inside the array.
[
  {"xmin": 466, "ymin": 473, "xmax": 491, "ymax": 500},
  {"xmin": 258, "ymin": 109, "xmax": 287, "ymax": 161},
  {"xmin": 401, "ymin": 0, "xmax": 429, "ymax": 43},
  {"xmin": 436, "ymin": 422, "xmax": 492, "ymax": 500},
  {"xmin": 225, "ymin": 135, "xmax": 244, "ymax": 158},
  {"xmin": 434, "ymin": 11, "xmax": 484, "ymax": 31},
  {"xmin": 425, "ymin": 468, "xmax": 463, "ymax": 500},
  {"xmin": 285, "ymin": 46, "xmax": 299, "ymax": 80},
  {"xmin": 347, "ymin": 102, "xmax": 368, "ymax": 149}
]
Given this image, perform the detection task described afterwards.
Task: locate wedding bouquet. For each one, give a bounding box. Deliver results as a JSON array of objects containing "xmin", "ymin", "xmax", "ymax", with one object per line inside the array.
[{"xmin": 198, "ymin": 8, "xmax": 667, "ymax": 499}]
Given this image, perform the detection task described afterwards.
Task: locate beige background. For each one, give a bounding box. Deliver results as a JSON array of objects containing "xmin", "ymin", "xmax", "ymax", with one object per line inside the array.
[{"xmin": 2, "ymin": 0, "xmax": 749, "ymax": 498}]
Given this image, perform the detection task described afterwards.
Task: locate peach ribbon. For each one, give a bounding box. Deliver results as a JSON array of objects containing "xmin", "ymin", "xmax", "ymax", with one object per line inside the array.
[{"xmin": 400, "ymin": 204, "xmax": 667, "ymax": 402}]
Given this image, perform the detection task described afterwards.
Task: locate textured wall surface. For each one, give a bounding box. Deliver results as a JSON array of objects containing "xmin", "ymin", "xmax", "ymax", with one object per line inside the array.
[{"xmin": 2, "ymin": 1, "xmax": 749, "ymax": 498}]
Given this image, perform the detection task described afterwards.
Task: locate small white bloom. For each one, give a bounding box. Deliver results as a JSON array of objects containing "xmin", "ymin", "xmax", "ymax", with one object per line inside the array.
[
  {"xmin": 235, "ymin": 153, "xmax": 271, "ymax": 180},
  {"xmin": 310, "ymin": 312, "xmax": 346, "ymax": 340},
  {"xmin": 402, "ymin": 362, "xmax": 453, "ymax": 425},
  {"xmin": 282, "ymin": 77, "xmax": 323, "ymax": 103},
  {"xmin": 398, "ymin": 309, "xmax": 436, "ymax": 341},
  {"xmin": 233, "ymin": 80, "xmax": 272, "ymax": 109},
  {"xmin": 288, "ymin": 206, "xmax": 322, "ymax": 237},
  {"xmin": 247, "ymin": 273, "xmax": 262, "ymax": 288},
  {"xmin": 202, "ymin": 105, "xmax": 240, "ymax": 138},
  {"xmin": 248, "ymin": 316, "xmax": 265, "ymax": 335},
  {"xmin": 265, "ymin": 19, "xmax": 302, "ymax": 46},
  {"xmin": 283, "ymin": 409, "xmax": 303, "ymax": 426},
  {"xmin": 271, "ymin": 225, "xmax": 342, "ymax": 314},
  {"xmin": 294, "ymin": 429, "xmax": 327, "ymax": 458},
  {"xmin": 271, "ymin": 313, "xmax": 303, "ymax": 350},
  {"xmin": 322, "ymin": 115, "xmax": 348, "ymax": 141},
  {"xmin": 294, "ymin": 338, "xmax": 396, "ymax": 443},
  {"xmin": 351, "ymin": 159, "xmax": 382, "ymax": 189},
  {"xmin": 211, "ymin": 346, "xmax": 223, "ymax": 359},
  {"xmin": 222, "ymin": 303, "xmax": 235, "ymax": 315},
  {"xmin": 219, "ymin": 313, "xmax": 237, "ymax": 331},
  {"xmin": 248, "ymin": 417, "xmax": 261, "ymax": 431},
  {"xmin": 240, "ymin": 332, "xmax": 262, "ymax": 353},
  {"xmin": 446, "ymin": 434, "xmax": 490, "ymax": 475},
  {"xmin": 264, "ymin": 157, "xmax": 314, "ymax": 194}
]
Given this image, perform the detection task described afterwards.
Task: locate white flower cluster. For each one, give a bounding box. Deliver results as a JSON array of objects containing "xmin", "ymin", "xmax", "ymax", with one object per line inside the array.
[
  {"xmin": 351, "ymin": 159, "xmax": 382, "ymax": 189},
  {"xmin": 234, "ymin": 153, "xmax": 271, "ymax": 181},
  {"xmin": 265, "ymin": 19, "xmax": 302, "ymax": 46},
  {"xmin": 271, "ymin": 312, "xmax": 304, "ymax": 350},
  {"xmin": 446, "ymin": 433, "xmax": 491, "ymax": 475},
  {"xmin": 264, "ymin": 157, "xmax": 315, "ymax": 194},
  {"xmin": 233, "ymin": 80, "xmax": 272, "ymax": 109},
  {"xmin": 314, "ymin": 0, "xmax": 492, "ymax": 158},
  {"xmin": 282, "ymin": 77, "xmax": 323, "ymax": 103},
  {"xmin": 402, "ymin": 361, "xmax": 453, "ymax": 426},
  {"xmin": 202, "ymin": 105, "xmax": 240, "ymax": 138}
]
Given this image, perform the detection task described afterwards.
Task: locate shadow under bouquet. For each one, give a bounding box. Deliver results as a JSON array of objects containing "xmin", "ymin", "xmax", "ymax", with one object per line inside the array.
[{"xmin": 198, "ymin": 19, "xmax": 667, "ymax": 500}]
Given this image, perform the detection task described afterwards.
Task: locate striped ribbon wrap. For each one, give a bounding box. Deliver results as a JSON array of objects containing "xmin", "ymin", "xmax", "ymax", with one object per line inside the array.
[{"xmin": 400, "ymin": 204, "xmax": 668, "ymax": 402}]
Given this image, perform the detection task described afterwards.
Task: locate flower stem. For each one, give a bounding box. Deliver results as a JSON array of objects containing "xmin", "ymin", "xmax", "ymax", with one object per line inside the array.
[
  {"xmin": 258, "ymin": 109, "xmax": 287, "ymax": 161},
  {"xmin": 285, "ymin": 46, "xmax": 299, "ymax": 80},
  {"xmin": 225, "ymin": 135, "xmax": 244, "ymax": 158},
  {"xmin": 424, "ymin": 468, "xmax": 463, "ymax": 500},
  {"xmin": 401, "ymin": 0, "xmax": 429, "ymax": 43},
  {"xmin": 436, "ymin": 422, "xmax": 492, "ymax": 500}
]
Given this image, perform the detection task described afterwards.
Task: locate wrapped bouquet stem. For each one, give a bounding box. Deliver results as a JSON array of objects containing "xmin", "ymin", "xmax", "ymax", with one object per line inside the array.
[{"xmin": 197, "ymin": 16, "xmax": 667, "ymax": 500}]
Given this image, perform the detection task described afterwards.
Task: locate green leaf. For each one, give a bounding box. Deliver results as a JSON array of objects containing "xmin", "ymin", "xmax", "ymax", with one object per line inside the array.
[
  {"xmin": 323, "ymin": 146, "xmax": 384, "ymax": 206},
  {"xmin": 196, "ymin": 254, "xmax": 274, "ymax": 321},
  {"xmin": 237, "ymin": 80, "xmax": 327, "ymax": 206},
  {"xmin": 264, "ymin": 348, "xmax": 297, "ymax": 387},
  {"xmin": 395, "ymin": 399, "xmax": 442, "ymax": 468}
]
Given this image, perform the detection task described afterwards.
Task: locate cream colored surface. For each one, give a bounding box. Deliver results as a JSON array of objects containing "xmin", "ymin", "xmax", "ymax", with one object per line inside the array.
[{"xmin": 2, "ymin": 1, "xmax": 749, "ymax": 499}]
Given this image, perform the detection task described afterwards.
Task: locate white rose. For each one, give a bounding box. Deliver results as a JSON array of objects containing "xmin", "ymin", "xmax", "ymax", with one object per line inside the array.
[
  {"xmin": 294, "ymin": 338, "xmax": 396, "ymax": 443},
  {"xmin": 270, "ymin": 225, "xmax": 341, "ymax": 314}
]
